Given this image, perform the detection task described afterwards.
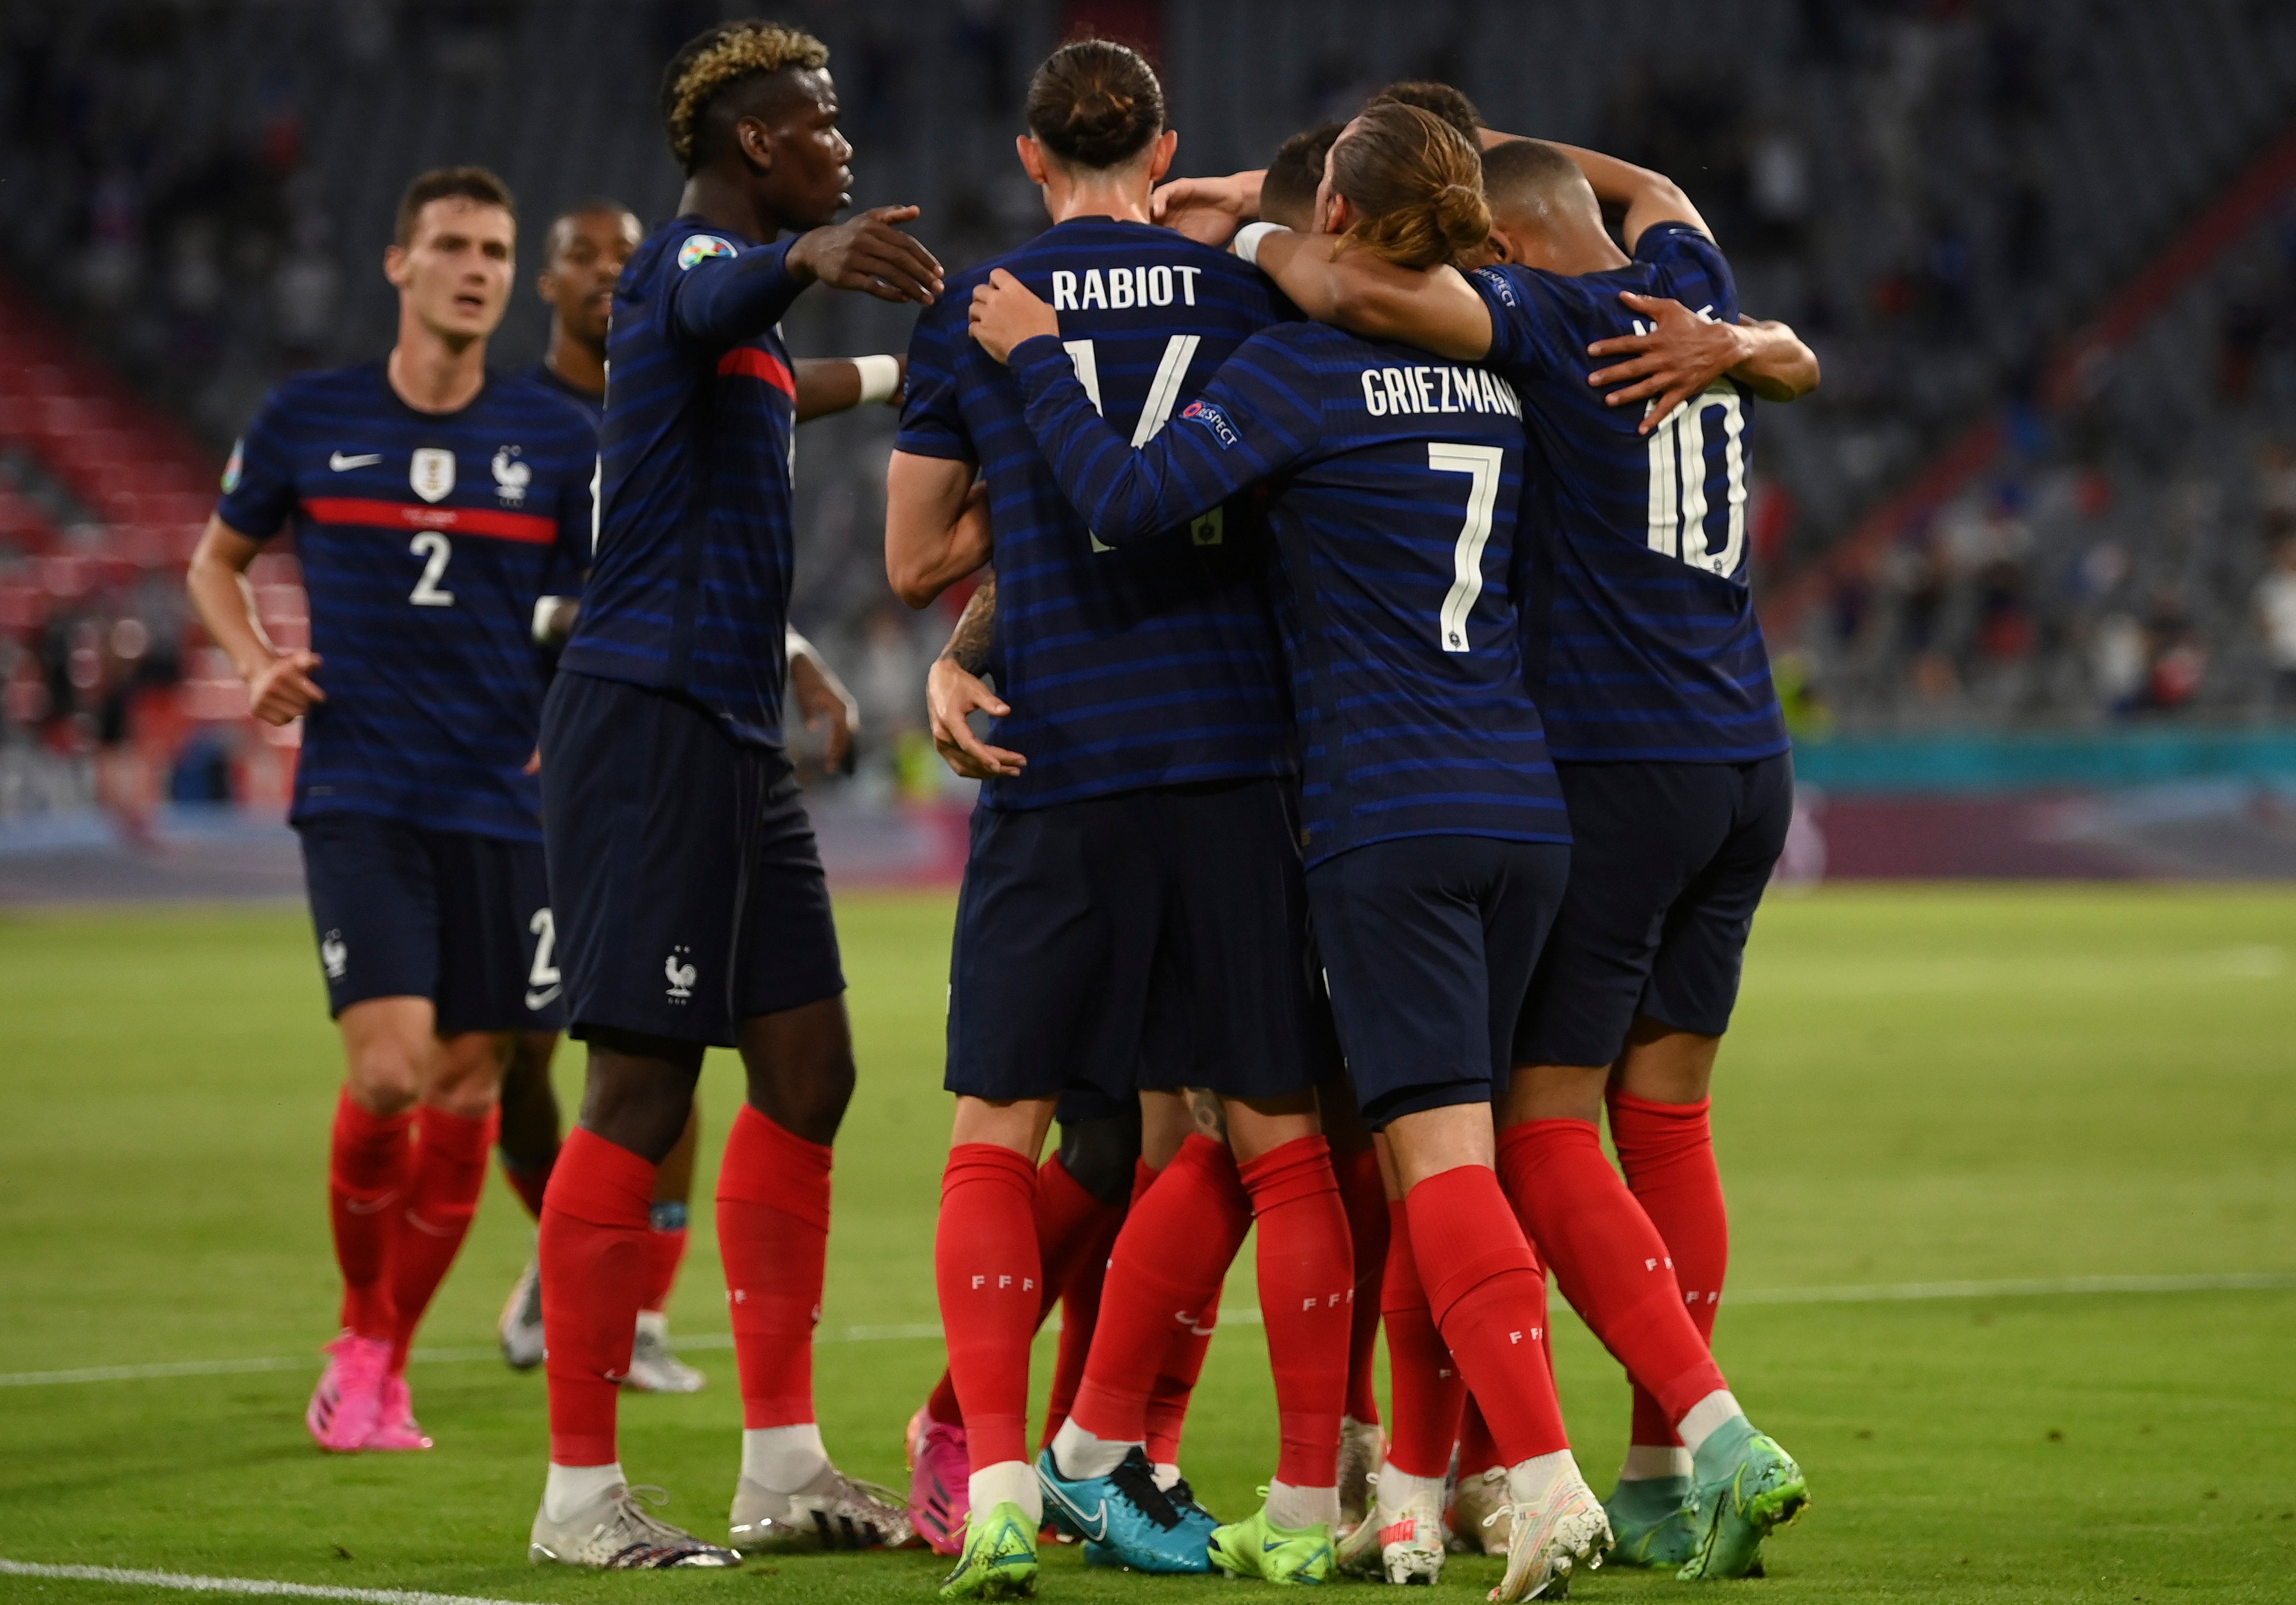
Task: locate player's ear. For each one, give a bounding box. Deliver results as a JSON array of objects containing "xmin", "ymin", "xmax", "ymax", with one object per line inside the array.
[
  {"xmin": 736, "ymin": 115, "xmax": 776, "ymax": 175},
  {"xmin": 383, "ymin": 244, "xmax": 411, "ymax": 289},
  {"xmin": 1145, "ymin": 128, "xmax": 1179, "ymax": 186},
  {"xmin": 1015, "ymin": 135, "xmax": 1050, "ymax": 188}
]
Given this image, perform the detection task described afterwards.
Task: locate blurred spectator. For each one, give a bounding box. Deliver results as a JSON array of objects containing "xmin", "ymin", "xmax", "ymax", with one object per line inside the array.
[{"xmin": 2256, "ymin": 536, "xmax": 2296, "ymax": 708}]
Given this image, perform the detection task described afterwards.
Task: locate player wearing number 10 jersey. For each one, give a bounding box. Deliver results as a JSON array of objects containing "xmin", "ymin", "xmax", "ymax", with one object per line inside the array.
[{"xmin": 187, "ymin": 165, "xmax": 596, "ymax": 1458}]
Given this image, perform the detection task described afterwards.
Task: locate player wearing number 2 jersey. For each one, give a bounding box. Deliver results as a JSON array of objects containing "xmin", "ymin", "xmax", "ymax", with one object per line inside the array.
[
  {"xmin": 186, "ymin": 166, "xmax": 595, "ymax": 1459},
  {"xmin": 1250, "ymin": 132, "xmax": 1815, "ymax": 1584}
]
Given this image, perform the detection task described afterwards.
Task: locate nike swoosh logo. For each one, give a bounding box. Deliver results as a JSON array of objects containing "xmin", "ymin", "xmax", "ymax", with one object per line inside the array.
[
  {"xmin": 1043, "ymin": 1484, "xmax": 1109, "ymax": 1544},
  {"xmin": 329, "ymin": 452, "xmax": 382, "ymax": 471},
  {"xmin": 524, "ymin": 985, "xmax": 562, "ymax": 1010}
]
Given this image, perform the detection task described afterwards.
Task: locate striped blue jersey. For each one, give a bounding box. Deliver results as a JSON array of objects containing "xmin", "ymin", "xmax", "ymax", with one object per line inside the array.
[
  {"xmin": 1469, "ymin": 223, "xmax": 1788, "ymax": 763},
  {"xmin": 559, "ymin": 217, "xmax": 806, "ymax": 746},
  {"xmin": 1009, "ymin": 323, "xmax": 1566, "ymax": 867},
  {"xmin": 215, "ymin": 362, "xmax": 597, "ymax": 840},
  {"xmin": 898, "ymin": 218, "xmax": 1293, "ymax": 809},
  {"xmin": 524, "ymin": 361, "xmax": 604, "ymax": 426}
]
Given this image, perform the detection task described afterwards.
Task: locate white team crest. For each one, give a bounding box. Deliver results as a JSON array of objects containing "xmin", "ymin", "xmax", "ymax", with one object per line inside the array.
[
  {"xmin": 409, "ymin": 447, "xmax": 456, "ymax": 503},
  {"xmin": 320, "ymin": 930, "xmax": 348, "ymax": 979},
  {"xmin": 665, "ymin": 946, "xmax": 697, "ymax": 1001},
  {"xmin": 491, "ymin": 445, "xmax": 530, "ymax": 505}
]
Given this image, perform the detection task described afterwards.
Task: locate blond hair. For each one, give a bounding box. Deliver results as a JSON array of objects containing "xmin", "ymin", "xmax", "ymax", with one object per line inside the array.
[
  {"xmin": 660, "ymin": 20, "xmax": 830, "ymax": 173},
  {"xmin": 1330, "ymin": 102, "xmax": 1491, "ymax": 270}
]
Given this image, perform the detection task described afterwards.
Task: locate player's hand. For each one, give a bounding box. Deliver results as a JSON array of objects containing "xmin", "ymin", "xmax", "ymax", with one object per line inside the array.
[
  {"xmin": 788, "ymin": 205, "xmax": 944, "ymax": 306},
  {"xmin": 969, "ymin": 270, "xmax": 1057, "ymax": 364},
  {"xmin": 244, "ymin": 648, "xmax": 324, "ymax": 725},
  {"xmin": 1586, "ymin": 291, "xmax": 1752, "ymax": 433},
  {"xmin": 1152, "ymin": 173, "xmax": 1258, "ymax": 246},
  {"xmin": 523, "ymin": 746, "xmax": 541, "ymax": 776},
  {"xmin": 927, "ymin": 655, "xmax": 1024, "ymax": 780},
  {"xmin": 788, "ymin": 644, "xmax": 859, "ymax": 773}
]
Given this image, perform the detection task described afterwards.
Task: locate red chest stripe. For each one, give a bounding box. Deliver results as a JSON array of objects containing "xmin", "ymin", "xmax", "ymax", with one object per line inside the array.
[
  {"xmin": 716, "ymin": 346, "xmax": 798, "ymax": 398},
  {"xmin": 302, "ymin": 497, "xmax": 558, "ymax": 544}
]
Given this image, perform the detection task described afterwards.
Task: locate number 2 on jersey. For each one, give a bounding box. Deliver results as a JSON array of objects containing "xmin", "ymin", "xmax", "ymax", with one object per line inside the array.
[
  {"xmin": 408, "ymin": 531, "xmax": 455, "ymax": 607},
  {"xmin": 1429, "ymin": 443, "xmax": 1503, "ymax": 653}
]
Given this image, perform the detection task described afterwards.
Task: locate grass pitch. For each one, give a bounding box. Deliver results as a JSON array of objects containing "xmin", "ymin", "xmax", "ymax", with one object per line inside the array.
[{"xmin": 2, "ymin": 884, "xmax": 2293, "ymax": 1603}]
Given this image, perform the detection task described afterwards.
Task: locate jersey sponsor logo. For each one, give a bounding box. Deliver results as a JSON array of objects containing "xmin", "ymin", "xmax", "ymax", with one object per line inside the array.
[
  {"xmin": 677, "ymin": 234, "xmax": 737, "ymax": 271},
  {"xmin": 1178, "ymin": 398, "xmax": 1238, "ymax": 450},
  {"xmin": 1048, "ymin": 263, "xmax": 1202, "ymax": 311},
  {"xmin": 491, "ymin": 445, "xmax": 529, "ymax": 505},
  {"xmin": 320, "ymin": 929, "xmax": 347, "ymax": 980},
  {"xmin": 222, "ymin": 440, "xmax": 244, "ymax": 494},
  {"xmin": 1359, "ymin": 364, "xmax": 1521, "ymax": 420},
  {"xmin": 328, "ymin": 452, "xmax": 383, "ymax": 471},
  {"xmin": 664, "ymin": 945, "xmax": 696, "ymax": 1001},
  {"xmin": 409, "ymin": 447, "xmax": 456, "ymax": 503}
]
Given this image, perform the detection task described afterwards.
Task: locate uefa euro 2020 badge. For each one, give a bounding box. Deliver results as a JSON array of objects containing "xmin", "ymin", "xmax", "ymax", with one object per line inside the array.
[
  {"xmin": 492, "ymin": 445, "xmax": 530, "ymax": 506},
  {"xmin": 677, "ymin": 234, "xmax": 737, "ymax": 271}
]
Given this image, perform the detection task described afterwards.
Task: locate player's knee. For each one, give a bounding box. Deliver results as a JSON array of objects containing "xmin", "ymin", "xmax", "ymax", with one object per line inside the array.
[
  {"xmin": 345, "ymin": 1044, "xmax": 422, "ymax": 1113},
  {"xmin": 425, "ymin": 1033, "xmax": 509, "ymax": 1119},
  {"xmin": 1057, "ymin": 1106, "xmax": 1142, "ymax": 1205}
]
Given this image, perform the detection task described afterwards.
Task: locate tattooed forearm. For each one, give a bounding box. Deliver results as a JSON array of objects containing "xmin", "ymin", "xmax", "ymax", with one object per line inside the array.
[
  {"xmin": 941, "ymin": 571, "xmax": 996, "ymax": 676},
  {"xmin": 1185, "ymin": 1087, "xmax": 1228, "ymax": 1143}
]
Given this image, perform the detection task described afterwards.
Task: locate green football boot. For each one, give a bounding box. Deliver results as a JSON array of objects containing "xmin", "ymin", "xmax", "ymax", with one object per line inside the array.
[
  {"xmin": 1601, "ymin": 1475, "xmax": 1694, "ymax": 1569},
  {"xmin": 938, "ymin": 1501, "xmax": 1039, "ymax": 1600},
  {"xmin": 1678, "ymin": 1419, "xmax": 1808, "ymax": 1581},
  {"xmin": 1207, "ymin": 1493, "xmax": 1335, "ymax": 1586}
]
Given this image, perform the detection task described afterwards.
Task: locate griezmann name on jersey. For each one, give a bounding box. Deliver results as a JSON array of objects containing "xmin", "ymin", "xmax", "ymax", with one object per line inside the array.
[
  {"xmin": 559, "ymin": 217, "xmax": 808, "ymax": 746},
  {"xmin": 1470, "ymin": 223, "xmax": 1789, "ymax": 764},
  {"xmin": 1009, "ymin": 322, "xmax": 1568, "ymax": 867},
  {"xmin": 898, "ymin": 218, "xmax": 1294, "ymax": 810},
  {"xmin": 216, "ymin": 362, "xmax": 597, "ymax": 841}
]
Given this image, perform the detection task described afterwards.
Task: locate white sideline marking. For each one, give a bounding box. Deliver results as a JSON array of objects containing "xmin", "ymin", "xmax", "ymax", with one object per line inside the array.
[
  {"xmin": 0, "ymin": 1557, "xmax": 529, "ymax": 1603},
  {"xmin": 5, "ymin": 1273, "xmax": 2288, "ymax": 1390}
]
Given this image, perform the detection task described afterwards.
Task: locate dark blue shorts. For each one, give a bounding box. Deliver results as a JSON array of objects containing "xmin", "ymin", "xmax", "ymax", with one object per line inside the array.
[
  {"xmin": 541, "ymin": 671, "xmax": 844, "ymax": 1049},
  {"xmin": 1513, "ymin": 754, "xmax": 1793, "ymax": 1067},
  {"xmin": 1310, "ymin": 835, "xmax": 1571, "ymax": 1129},
  {"xmin": 296, "ymin": 812, "xmax": 563, "ymax": 1034},
  {"xmin": 946, "ymin": 779, "xmax": 1334, "ymax": 1109}
]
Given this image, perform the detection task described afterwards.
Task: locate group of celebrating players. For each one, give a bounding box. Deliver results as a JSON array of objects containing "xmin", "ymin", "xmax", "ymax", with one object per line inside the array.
[{"xmin": 186, "ymin": 16, "xmax": 1822, "ymax": 1601}]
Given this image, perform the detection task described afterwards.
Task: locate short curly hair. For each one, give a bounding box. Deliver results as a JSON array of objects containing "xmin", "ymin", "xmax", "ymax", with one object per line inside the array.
[{"xmin": 659, "ymin": 19, "xmax": 830, "ymax": 175}]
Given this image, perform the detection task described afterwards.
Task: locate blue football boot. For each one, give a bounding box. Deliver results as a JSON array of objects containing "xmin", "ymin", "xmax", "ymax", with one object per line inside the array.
[{"xmin": 1035, "ymin": 1445, "xmax": 1212, "ymax": 1574}]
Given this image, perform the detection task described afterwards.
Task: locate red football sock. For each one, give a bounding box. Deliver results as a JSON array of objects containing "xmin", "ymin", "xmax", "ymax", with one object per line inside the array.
[
  {"xmin": 541, "ymin": 1127, "xmax": 655, "ymax": 1465},
  {"xmin": 1070, "ymin": 1134, "xmax": 1250, "ymax": 1446},
  {"xmin": 328, "ymin": 1089, "xmax": 414, "ymax": 1341},
  {"xmin": 719, "ymin": 1104, "xmax": 832, "ymax": 1430},
  {"xmin": 1496, "ymin": 1119, "xmax": 1727, "ymax": 1430},
  {"xmin": 926, "ymin": 1370, "xmax": 964, "ymax": 1430},
  {"xmin": 385, "ymin": 1103, "xmax": 496, "ymax": 1371},
  {"xmin": 936, "ymin": 1144, "xmax": 1041, "ymax": 1470},
  {"xmin": 501, "ymin": 1146, "xmax": 556, "ymax": 1221},
  {"xmin": 1609, "ymin": 1092, "xmax": 1728, "ymax": 1447},
  {"xmin": 1144, "ymin": 1283, "xmax": 1217, "ymax": 1466},
  {"xmin": 1458, "ymin": 1393, "xmax": 1503, "ymax": 1476},
  {"xmin": 1040, "ymin": 1157, "xmax": 1126, "ymax": 1444},
  {"xmin": 1333, "ymin": 1144, "xmax": 1388, "ymax": 1425},
  {"xmin": 1129, "ymin": 1156, "xmax": 1158, "ymax": 1208},
  {"xmin": 1405, "ymin": 1165, "xmax": 1569, "ymax": 1464},
  {"xmin": 1239, "ymin": 1135, "xmax": 1354, "ymax": 1489},
  {"xmin": 1380, "ymin": 1197, "xmax": 1465, "ymax": 1478},
  {"xmin": 640, "ymin": 1223, "xmax": 689, "ymax": 1316}
]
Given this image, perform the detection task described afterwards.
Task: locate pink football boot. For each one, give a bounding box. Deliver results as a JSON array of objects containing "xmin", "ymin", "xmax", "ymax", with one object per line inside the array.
[
  {"xmin": 906, "ymin": 1406, "xmax": 970, "ymax": 1556},
  {"xmin": 367, "ymin": 1371, "xmax": 434, "ymax": 1451},
  {"xmin": 306, "ymin": 1334, "xmax": 389, "ymax": 1453}
]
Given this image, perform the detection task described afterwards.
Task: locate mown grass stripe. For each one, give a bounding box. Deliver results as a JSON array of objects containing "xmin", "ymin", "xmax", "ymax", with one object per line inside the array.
[{"xmin": 0, "ymin": 1557, "xmax": 530, "ymax": 1604}]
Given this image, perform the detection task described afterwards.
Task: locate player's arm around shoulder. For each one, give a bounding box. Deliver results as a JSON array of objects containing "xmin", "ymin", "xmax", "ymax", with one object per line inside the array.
[{"xmin": 1252, "ymin": 228, "xmax": 1494, "ymax": 363}]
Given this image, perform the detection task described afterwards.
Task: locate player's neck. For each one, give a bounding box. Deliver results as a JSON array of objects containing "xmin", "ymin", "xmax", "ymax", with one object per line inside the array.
[
  {"xmin": 387, "ymin": 319, "xmax": 488, "ymax": 415},
  {"xmin": 679, "ymin": 170, "xmax": 781, "ymax": 242},
  {"xmin": 544, "ymin": 325, "xmax": 607, "ymax": 399},
  {"xmin": 1040, "ymin": 177, "xmax": 1153, "ymax": 228},
  {"xmin": 1526, "ymin": 228, "xmax": 1631, "ymax": 277}
]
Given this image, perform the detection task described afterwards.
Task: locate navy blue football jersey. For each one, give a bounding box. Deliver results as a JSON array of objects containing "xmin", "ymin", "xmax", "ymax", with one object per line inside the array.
[
  {"xmin": 1009, "ymin": 323, "xmax": 1567, "ymax": 866},
  {"xmin": 558, "ymin": 217, "xmax": 808, "ymax": 746},
  {"xmin": 898, "ymin": 217, "xmax": 1293, "ymax": 809},
  {"xmin": 216, "ymin": 363, "xmax": 597, "ymax": 840},
  {"xmin": 1470, "ymin": 223, "xmax": 1789, "ymax": 764},
  {"xmin": 525, "ymin": 360, "xmax": 604, "ymax": 427}
]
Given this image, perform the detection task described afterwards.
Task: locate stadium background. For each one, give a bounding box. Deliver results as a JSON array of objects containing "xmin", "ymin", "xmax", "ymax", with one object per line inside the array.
[{"xmin": 0, "ymin": 2, "xmax": 2290, "ymax": 1603}]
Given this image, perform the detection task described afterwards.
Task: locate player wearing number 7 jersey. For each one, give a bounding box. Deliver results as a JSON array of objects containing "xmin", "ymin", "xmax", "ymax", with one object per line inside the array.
[
  {"xmin": 1247, "ymin": 133, "xmax": 1815, "ymax": 1582},
  {"xmin": 187, "ymin": 165, "xmax": 597, "ymax": 1458}
]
